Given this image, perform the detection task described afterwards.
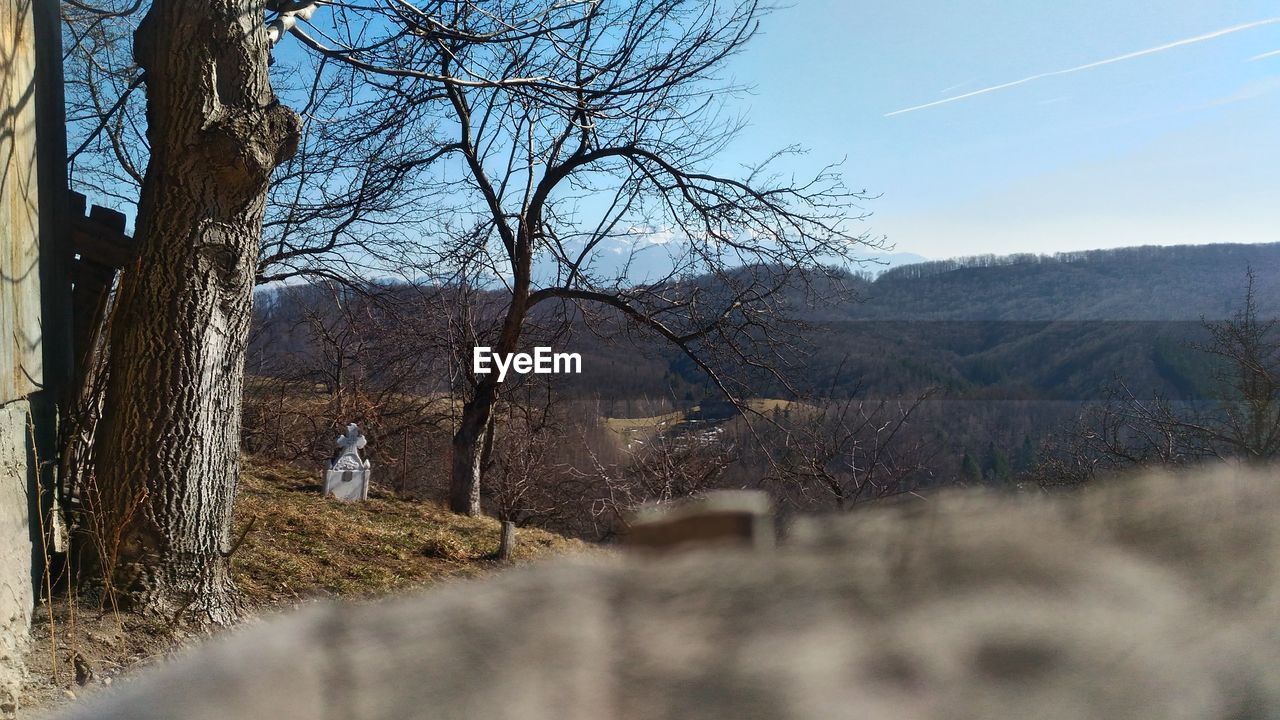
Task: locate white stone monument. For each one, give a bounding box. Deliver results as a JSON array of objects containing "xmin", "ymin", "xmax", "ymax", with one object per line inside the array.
[{"xmin": 324, "ymin": 423, "xmax": 371, "ymax": 501}]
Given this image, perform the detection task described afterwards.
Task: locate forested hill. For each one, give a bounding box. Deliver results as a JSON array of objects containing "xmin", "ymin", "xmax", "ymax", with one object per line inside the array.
[
  {"xmin": 836, "ymin": 242, "xmax": 1280, "ymax": 321},
  {"xmin": 252, "ymin": 241, "xmax": 1280, "ymax": 407},
  {"xmin": 587, "ymin": 242, "xmax": 1280, "ymax": 404}
]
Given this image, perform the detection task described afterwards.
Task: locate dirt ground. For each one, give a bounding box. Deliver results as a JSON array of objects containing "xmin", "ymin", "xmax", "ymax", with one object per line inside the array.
[{"xmin": 21, "ymin": 596, "xmax": 216, "ymax": 714}]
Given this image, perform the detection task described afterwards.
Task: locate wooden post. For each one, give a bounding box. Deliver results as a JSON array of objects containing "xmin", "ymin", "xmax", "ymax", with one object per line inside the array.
[
  {"xmin": 400, "ymin": 428, "xmax": 409, "ymax": 495},
  {"xmin": 497, "ymin": 521, "xmax": 517, "ymax": 562}
]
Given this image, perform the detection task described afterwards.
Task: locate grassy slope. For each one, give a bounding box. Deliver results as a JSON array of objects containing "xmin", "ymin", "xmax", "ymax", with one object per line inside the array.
[
  {"xmin": 233, "ymin": 457, "xmax": 585, "ymax": 603},
  {"xmin": 22, "ymin": 458, "xmax": 585, "ymax": 713}
]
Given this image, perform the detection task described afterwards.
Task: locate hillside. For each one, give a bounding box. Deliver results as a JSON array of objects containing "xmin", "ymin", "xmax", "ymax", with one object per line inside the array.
[
  {"xmin": 232, "ymin": 459, "xmax": 585, "ymax": 601},
  {"xmin": 253, "ymin": 242, "xmax": 1280, "ymax": 406},
  {"xmin": 852, "ymin": 243, "xmax": 1280, "ymax": 321},
  {"xmin": 21, "ymin": 460, "xmax": 584, "ymax": 711},
  {"xmin": 245, "ymin": 241, "xmax": 1279, "ymax": 489},
  {"xmin": 600, "ymin": 243, "xmax": 1279, "ymax": 405}
]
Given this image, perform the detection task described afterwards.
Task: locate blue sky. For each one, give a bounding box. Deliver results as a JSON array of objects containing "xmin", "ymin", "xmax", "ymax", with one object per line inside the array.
[{"xmin": 717, "ymin": 1, "xmax": 1280, "ymax": 259}]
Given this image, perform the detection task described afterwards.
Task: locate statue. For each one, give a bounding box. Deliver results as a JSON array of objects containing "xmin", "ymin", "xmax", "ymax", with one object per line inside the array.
[{"xmin": 331, "ymin": 423, "xmax": 369, "ymax": 471}]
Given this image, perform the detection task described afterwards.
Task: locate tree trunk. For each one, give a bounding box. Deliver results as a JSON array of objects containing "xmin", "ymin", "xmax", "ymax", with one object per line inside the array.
[
  {"xmin": 496, "ymin": 521, "xmax": 517, "ymax": 562},
  {"xmin": 449, "ymin": 385, "xmax": 494, "ymax": 516},
  {"xmin": 448, "ymin": 282, "xmax": 530, "ymax": 516},
  {"xmin": 89, "ymin": 0, "xmax": 298, "ymax": 624}
]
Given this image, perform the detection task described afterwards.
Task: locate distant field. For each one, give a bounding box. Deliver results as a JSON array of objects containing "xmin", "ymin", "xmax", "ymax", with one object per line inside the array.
[
  {"xmin": 602, "ymin": 399, "xmax": 818, "ymax": 447},
  {"xmin": 743, "ymin": 398, "xmax": 810, "ymax": 414},
  {"xmin": 604, "ymin": 410, "xmax": 686, "ymax": 432}
]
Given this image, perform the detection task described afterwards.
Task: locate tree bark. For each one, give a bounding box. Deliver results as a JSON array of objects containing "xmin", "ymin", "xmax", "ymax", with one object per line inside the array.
[
  {"xmin": 448, "ymin": 258, "xmax": 532, "ymax": 516},
  {"xmin": 449, "ymin": 386, "xmax": 494, "ymax": 516},
  {"xmin": 89, "ymin": 0, "xmax": 299, "ymax": 624}
]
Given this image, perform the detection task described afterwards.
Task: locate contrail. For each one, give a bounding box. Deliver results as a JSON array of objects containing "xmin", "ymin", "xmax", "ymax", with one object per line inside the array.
[
  {"xmin": 886, "ymin": 16, "xmax": 1280, "ymax": 117},
  {"xmin": 937, "ymin": 79, "xmax": 976, "ymax": 94},
  {"xmin": 1251, "ymin": 48, "xmax": 1280, "ymax": 61}
]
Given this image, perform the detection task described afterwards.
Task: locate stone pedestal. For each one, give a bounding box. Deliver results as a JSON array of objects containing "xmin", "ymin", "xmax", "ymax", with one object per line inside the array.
[{"xmin": 324, "ymin": 467, "xmax": 371, "ymax": 502}]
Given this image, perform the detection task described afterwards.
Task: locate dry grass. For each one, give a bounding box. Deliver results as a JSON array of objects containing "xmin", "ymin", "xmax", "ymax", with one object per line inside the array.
[
  {"xmin": 21, "ymin": 457, "xmax": 587, "ymax": 714},
  {"xmin": 232, "ymin": 457, "xmax": 585, "ymax": 604}
]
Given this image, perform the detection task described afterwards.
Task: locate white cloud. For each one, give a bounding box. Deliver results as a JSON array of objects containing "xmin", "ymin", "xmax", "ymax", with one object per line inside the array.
[
  {"xmin": 1201, "ymin": 76, "xmax": 1280, "ymax": 108},
  {"xmin": 625, "ymin": 225, "xmax": 682, "ymax": 246}
]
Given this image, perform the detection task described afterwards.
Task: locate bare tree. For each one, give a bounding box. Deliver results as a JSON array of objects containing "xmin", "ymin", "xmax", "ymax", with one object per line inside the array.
[
  {"xmin": 1037, "ymin": 270, "xmax": 1279, "ymax": 487},
  {"xmin": 1194, "ymin": 269, "xmax": 1280, "ymax": 461},
  {"xmin": 1027, "ymin": 383, "xmax": 1213, "ymax": 488},
  {"xmin": 63, "ymin": 0, "xmax": 148, "ymax": 207},
  {"xmin": 69, "ymin": 2, "xmax": 881, "ymax": 547},
  {"xmin": 484, "ymin": 385, "xmax": 569, "ymax": 526},
  {"xmin": 288, "ymin": 0, "xmax": 879, "ymax": 514},
  {"xmin": 566, "ymin": 429, "xmax": 736, "ymax": 541},
  {"xmin": 763, "ymin": 391, "xmax": 937, "ymax": 511},
  {"xmin": 61, "ymin": 0, "xmax": 490, "ymax": 616},
  {"xmin": 63, "ymin": 0, "xmax": 450, "ymax": 285}
]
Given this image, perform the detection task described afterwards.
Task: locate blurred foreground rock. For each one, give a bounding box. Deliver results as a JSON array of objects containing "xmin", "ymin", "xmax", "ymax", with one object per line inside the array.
[{"xmin": 56, "ymin": 465, "xmax": 1280, "ymax": 720}]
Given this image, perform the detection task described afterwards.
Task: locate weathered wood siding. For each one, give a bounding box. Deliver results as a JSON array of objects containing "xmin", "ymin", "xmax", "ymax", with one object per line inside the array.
[
  {"xmin": 0, "ymin": 0, "xmax": 41, "ymax": 403},
  {"xmin": 0, "ymin": 0, "xmax": 41, "ymax": 712}
]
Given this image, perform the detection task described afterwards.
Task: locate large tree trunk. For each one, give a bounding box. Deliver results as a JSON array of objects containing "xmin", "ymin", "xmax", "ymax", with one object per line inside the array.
[{"xmin": 89, "ymin": 0, "xmax": 298, "ymax": 624}]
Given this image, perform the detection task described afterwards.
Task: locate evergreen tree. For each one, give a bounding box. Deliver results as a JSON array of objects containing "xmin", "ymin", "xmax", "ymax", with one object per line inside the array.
[
  {"xmin": 961, "ymin": 452, "xmax": 983, "ymax": 484},
  {"xmin": 986, "ymin": 442, "xmax": 1012, "ymax": 484},
  {"xmin": 1016, "ymin": 435, "xmax": 1037, "ymax": 472}
]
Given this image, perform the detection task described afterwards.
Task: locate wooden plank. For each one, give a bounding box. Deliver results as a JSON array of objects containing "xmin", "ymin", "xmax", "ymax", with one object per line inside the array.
[
  {"xmin": 71, "ymin": 222, "xmax": 134, "ymax": 267},
  {"xmin": 67, "ymin": 192, "xmax": 136, "ymax": 378},
  {"xmin": 0, "ymin": 0, "xmax": 42, "ymax": 404}
]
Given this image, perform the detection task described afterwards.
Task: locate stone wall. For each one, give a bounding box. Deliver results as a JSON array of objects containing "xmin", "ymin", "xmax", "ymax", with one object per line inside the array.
[
  {"xmin": 0, "ymin": 405, "xmax": 32, "ymax": 715},
  {"xmin": 53, "ymin": 466, "xmax": 1280, "ymax": 720}
]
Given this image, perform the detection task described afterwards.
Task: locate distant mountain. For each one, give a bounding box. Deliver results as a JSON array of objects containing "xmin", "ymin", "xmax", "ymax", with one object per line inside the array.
[
  {"xmin": 564, "ymin": 242, "xmax": 1280, "ymax": 403},
  {"xmin": 849, "ymin": 243, "xmax": 1279, "ymax": 321},
  {"xmin": 848, "ymin": 251, "xmax": 930, "ymax": 277},
  {"xmin": 253, "ymin": 241, "xmax": 1279, "ymax": 406},
  {"xmin": 789, "ymin": 242, "xmax": 1280, "ymax": 396}
]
